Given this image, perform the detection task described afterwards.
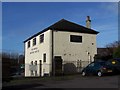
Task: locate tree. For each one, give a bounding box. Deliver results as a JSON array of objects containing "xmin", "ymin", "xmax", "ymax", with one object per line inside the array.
[
  {"xmin": 2, "ymin": 51, "xmax": 24, "ymax": 82},
  {"xmin": 106, "ymin": 41, "xmax": 120, "ymax": 58},
  {"xmin": 113, "ymin": 45, "xmax": 120, "ymax": 58},
  {"xmin": 96, "ymin": 41, "xmax": 120, "ymax": 61}
]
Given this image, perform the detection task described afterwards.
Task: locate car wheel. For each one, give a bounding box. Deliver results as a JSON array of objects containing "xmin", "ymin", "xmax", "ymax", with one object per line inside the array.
[
  {"xmin": 82, "ymin": 71, "xmax": 86, "ymax": 76},
  {"xmin": 97, "ymin": 71, "xmax": 102, "ymax": 77}
]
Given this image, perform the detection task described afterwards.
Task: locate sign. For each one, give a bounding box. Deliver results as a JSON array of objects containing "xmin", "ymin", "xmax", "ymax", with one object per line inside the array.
[{"xmin": 30, "ymin": 47, "xmax": 39, "ymax": 54}]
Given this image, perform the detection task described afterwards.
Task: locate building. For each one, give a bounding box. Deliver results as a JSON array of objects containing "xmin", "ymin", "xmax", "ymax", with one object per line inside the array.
[{"xmin": 24, "ymin": 16, "xmax": 99, "ymax": 77}]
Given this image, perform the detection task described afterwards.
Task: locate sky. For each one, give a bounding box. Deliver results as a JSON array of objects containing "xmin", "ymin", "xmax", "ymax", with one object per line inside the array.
[
  {"xmin": 2, "ymin": 2, "xmax": 118, "ymax": 53},
  {"xmin": 1, "ymin": 0, "xmax": 119, "ymax": 2}
]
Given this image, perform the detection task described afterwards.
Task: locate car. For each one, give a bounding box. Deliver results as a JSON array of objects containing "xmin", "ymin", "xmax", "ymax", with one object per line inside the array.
[
  {"xmin": 81, "ymin": 61, "xmax": 114, "ymax": 77},
  {"xmin": 106, "ymin": 58, "xmax": 120, "ymax": 73}
]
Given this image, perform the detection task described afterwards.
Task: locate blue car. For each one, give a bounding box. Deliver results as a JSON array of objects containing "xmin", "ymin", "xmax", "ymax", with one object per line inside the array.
[{"xmin": 81, "ymin": 61, "xmax": 113, "ymax": 77}]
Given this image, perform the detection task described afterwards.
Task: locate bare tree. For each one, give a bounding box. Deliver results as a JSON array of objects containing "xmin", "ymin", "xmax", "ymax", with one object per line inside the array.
[
  {"xmin": 106, "ymin": 41, "xmax": 120, "ymax": 58},
  {"xmin": 96, "ymin": 41, "xmax": 120, "ymax": 61}
]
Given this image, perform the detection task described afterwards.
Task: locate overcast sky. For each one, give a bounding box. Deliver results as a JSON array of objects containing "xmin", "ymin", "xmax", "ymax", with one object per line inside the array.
[{"xmin": 2, "ymin": 2, "xmax": 118, "ymax": 53}]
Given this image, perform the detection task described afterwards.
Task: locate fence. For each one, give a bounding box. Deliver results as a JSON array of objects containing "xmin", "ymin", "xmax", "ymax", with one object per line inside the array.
[
  {"xmin": 25, "ymin": 60, "xmax": 90, "ymax": 76},
  {"xmin": 63, "ymin": 60, "xmax": 90, "ymax": 74}
]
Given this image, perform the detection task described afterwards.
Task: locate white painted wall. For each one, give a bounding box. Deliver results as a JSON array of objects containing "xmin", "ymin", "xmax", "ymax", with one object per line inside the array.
[
  {"xmin": 25, "ymin": 29, "xmax": 97, "ymax": 76},
  {"xmin": 53, "ymin": 30, "xmax": 97, "ymax": 68},
  {"xmin": 25, "ymin": 30, "xmax": 52, "ymax": 77}
]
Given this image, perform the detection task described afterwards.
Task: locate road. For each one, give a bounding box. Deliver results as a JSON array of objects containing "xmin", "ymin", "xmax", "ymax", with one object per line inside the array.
[{"xmin": 2, "ymin": 75, "xmax": 120, "ymax": 90}]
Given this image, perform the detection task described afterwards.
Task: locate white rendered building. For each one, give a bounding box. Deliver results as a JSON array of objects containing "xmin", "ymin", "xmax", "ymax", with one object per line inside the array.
[{"xmin": 24, "ymin": 16, "xmax": 99, "ymax": 77}]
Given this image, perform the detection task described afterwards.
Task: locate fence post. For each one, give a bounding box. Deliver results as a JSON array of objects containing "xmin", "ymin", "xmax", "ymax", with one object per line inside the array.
[{"xmin": 80, "ymin": 60, "xmax": 82, "ymax": 72}]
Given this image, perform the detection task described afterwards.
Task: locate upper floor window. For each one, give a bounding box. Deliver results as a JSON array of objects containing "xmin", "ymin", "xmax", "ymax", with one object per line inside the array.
[
  {"xmin": 28, "ymin": 41, "xmax": 30, "ymax": 48},
  {"xmin": 70, "ymin": 35, "xmax": 82, "ymax": 43},
  {"xmin": 40, "ymin": 34, "xmax": 44, "ymax": 43},
  {"xmin": 33, "ymin": 38, "xmax": 36, "ymax": 46}
]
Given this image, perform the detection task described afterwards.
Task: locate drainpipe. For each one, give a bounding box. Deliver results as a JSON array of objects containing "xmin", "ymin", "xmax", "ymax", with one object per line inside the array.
[{"xmin": 51, "ymin": 30, "xmax": 55, "ymax": 76}]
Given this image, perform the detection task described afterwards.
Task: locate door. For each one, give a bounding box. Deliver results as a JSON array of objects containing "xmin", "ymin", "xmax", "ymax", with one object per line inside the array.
[
  {"xmin": 54, "ymin": 56, "xmax": 63, "ymax": 76},
  {"xmin": 86, "ymin": 62, "xmax": 95, "ymax": 74}
]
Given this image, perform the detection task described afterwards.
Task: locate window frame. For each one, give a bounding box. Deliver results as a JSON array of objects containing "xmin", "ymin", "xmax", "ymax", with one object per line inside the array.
[
  {"xmin": 40, "ymin": 34, "xmax": 44, "ymax": 43},
  {"xmin": 34, "ymin": 61, "xmax": 37, "ymax": 65},
  {"xmin": 27, "ymin": 41, "xmax": 30, "ymax": 48},
  {"xmin": 31, "ymin": 61, "xmax": 33, "ymax": 65},
  {"xmin": 43, "ymin": 53, "xmax": 46, "ymax": 62},
  {"xmin": 33, "ymin": 37, "xmax": 36, "ymax": 46},
  {"xmin": 70, "ymin": 35, "xmax": 82, "ymax": 43}
]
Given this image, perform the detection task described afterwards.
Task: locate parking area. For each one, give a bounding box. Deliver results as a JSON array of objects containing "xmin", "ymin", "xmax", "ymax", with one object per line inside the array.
[
  {"xmin": 34, "ymin": 75, "xmax": 120, "ymax": 88},
  {"xmin": 2, "ymin": 74, "xmax": 120, "ymax": 90}
]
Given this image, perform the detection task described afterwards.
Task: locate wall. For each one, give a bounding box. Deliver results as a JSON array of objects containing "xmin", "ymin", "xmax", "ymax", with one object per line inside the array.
[
  {"xmin": 53, "ymin": 30, "xmax": 97, "ymax": 73},
  {"xmin": 25, "ymin": 30, "xmax": 52, "ymax": 77},
  {"xmin": 25, "ymin": 29, "xmax": 97, "ymax": 76}
]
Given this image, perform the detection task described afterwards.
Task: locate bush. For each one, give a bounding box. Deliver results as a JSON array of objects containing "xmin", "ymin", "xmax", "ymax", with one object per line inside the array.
[{"xmin": 113, "ymin": 46, "xmax": 120, "ymax": 58}]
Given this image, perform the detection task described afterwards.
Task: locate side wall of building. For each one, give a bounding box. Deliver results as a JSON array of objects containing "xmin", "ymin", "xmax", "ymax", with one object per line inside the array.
[
  {"xmin": 25, "ymin": 30, "xmax": 52, "ymax": 77},
  {"xmin": 53, "ymin": 30, "xmax": 97, "ymax": 72}
]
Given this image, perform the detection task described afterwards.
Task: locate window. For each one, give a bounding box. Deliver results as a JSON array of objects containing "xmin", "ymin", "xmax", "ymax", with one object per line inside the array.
[
  {"xmin": 92, "ymin": 43, "xmax": 94, "ymax": 45},
  {"xmin": 34, "ymin": 61, "xmax": 37, "ymax": 65},
  {"xmin": 31, "ymin": 61, "xmax": 33, "ymax": 65},
  {"xmin": 35, "ymin": 71, "xmax": 37, "ymax": 76},
  {"xmin": 31, "ymin": 70, "xmax": 34, "ymax": 76},
  {"xmin": 88, "ymin": 63, "xmax": 94, "ymax": 67},
  {"xmin": 43, "ymin": 53, "xmax": 46, "ymax": 62},
  {"xmin": 40, "ymin": 34, "xmax": 44, "ymax": 43},
  {"xmin": 30, "ymin": 61, "xmax": 34, "ymax": 76},
  {"xmin": 28, "ymin": 41, "xmax": 30, "ymax": 48},
  {"xmin": 33, "ymin": 38, "xmax": 36, "ymax": 46},
  {"xmin": 70, "ymin": 35, "xmax": 82, "ymax": 43}
]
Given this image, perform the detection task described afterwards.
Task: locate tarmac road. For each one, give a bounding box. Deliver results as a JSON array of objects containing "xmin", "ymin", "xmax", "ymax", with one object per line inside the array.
[
  {"xmin": 34, "ymin": 75, "xmax": 119, "ymax": 88},
  {"xmin": 2, "ymin": 74, "xmax": 120, "ymax": 90}
]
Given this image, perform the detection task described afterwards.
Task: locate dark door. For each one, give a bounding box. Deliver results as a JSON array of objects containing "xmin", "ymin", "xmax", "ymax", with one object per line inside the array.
[{"xmin": 54, "ymin": 56, "xmax": 63, "ymax": 76}]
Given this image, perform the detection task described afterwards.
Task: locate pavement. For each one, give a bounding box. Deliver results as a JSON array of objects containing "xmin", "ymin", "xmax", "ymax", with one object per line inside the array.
[{"xmin": 2, "ymin": 74, "xmax": 120, "ymax": 90}]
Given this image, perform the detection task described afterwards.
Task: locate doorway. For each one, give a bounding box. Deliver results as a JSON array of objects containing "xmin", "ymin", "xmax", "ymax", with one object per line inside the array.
[{"xmin": 54, "ymin": 56, "xmax": 63, "ymax": 76}]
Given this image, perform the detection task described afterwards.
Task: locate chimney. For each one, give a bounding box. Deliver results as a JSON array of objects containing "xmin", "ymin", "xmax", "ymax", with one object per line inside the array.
[{"xmin": 86, "ymin": 16, "xmax": 91, "ymax": 29}]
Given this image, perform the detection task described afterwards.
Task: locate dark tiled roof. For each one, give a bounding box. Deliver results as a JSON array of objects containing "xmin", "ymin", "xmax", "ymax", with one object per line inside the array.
[{"xmin": 24, "ymin": 19, "xmax": 99, "ymax": 43}]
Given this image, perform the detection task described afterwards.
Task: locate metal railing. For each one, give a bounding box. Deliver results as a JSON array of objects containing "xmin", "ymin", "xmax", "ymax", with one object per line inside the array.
[{"xmin": 25, "ymin": 60, "xmax": 90, "ymax": 76}]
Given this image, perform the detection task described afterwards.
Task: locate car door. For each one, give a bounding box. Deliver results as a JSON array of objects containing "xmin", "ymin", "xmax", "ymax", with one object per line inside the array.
[{"xmin": 85, "ymin": 62, "xmax": 95, "ymax": 74}]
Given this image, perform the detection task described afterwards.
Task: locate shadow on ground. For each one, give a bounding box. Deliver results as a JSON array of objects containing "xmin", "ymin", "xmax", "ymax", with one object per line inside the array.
[{"xmin": 2, "ymin": 83, "xmax": 44, "ymax": 90}]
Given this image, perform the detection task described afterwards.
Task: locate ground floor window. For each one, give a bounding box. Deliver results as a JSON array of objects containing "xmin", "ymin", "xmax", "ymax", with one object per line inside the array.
[
  {"xmin": 43, "ymin": 53, "xmax": 46, "ymax": 62},
  {"xmin": 31, "ymin": 70, "xmax": 34, "ymax": 76},
  {"xmin": 35, "ymin": 71, "xmax": 37, "ymax": 76}
]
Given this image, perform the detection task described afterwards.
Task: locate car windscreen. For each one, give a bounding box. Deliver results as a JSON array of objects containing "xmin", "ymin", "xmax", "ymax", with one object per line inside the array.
[{"xmin": 99, "ymin": 62, "xmax": 106, "ymax": 66}]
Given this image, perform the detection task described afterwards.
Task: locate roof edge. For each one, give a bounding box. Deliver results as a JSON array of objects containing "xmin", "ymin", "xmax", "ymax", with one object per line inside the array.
[{"xmin": 23, "ymin": 19, "xmax": 99, "ymax": 43}]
